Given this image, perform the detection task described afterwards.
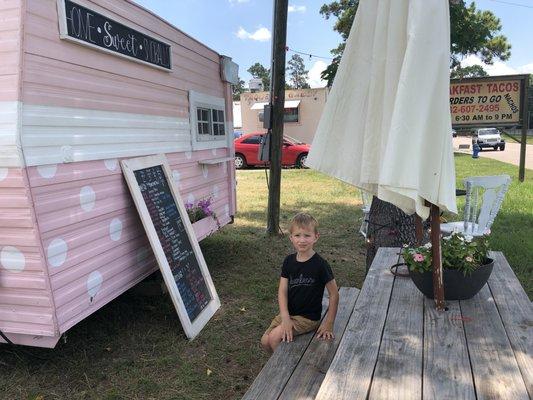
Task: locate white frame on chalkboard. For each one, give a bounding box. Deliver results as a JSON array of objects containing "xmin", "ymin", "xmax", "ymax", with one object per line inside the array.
[{"xmin": 121, "ymin": 154, "xmax": 220, "ymax": 339}]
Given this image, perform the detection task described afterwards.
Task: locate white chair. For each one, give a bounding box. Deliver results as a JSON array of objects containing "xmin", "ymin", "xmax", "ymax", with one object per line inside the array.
[
  {"xmin": 441, "ymin": 175, "xmax": 511, "ymax": 237},
  {"xmin": 359, "ymin": 190, "xmax": 373, "ymax": 237}
]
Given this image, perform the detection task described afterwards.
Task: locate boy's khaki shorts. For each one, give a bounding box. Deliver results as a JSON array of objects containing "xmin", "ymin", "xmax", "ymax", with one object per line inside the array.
[{"xmin": 264, "ymin": 314, "xmax": 320, "ymax": 336}]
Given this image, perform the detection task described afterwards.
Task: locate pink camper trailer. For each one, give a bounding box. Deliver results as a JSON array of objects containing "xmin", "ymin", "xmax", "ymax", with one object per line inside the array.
[{"xmin": 0, "ymin": 0, "xmax": 238, "ymax": 347}]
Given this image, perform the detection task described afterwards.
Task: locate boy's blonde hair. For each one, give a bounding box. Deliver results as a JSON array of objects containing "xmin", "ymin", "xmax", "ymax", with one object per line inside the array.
[{"xmin": 289, "ymin": 212, "xmax": 319, "ymax": 234}]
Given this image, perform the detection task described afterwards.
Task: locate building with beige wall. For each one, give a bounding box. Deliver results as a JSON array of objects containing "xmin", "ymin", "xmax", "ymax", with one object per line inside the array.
[{"xmin": 240, "ymin": 88, "xmax": 328, "ymax": 144}]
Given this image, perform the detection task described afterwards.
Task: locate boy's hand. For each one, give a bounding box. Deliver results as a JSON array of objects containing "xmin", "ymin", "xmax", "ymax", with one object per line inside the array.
[
  {"xmin": 280, "ymin": 317, "xmax": 294, "ymax": 342},
  {"xmin": 316, "ymin": 321, "xmax": 334, "ymax": 340}
]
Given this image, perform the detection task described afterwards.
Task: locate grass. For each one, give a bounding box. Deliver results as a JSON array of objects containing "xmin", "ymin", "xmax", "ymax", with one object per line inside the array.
[
  {"xmin": 502, "ymin": 133, "xmax": 533, "ymax": 145},
  {"xmin": 452, "ymin": 153, "xmax": 533, "ymax": 296},
  {"xmin": 0, "ymin": 156, "xmax": 530, "ymax": 399}
]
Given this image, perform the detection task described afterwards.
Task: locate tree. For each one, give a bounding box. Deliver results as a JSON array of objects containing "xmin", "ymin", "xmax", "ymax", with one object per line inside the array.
[
  {"xmin": 319, "ymin": 0, "xmax": 359, "ymax": 86},
  {"xmin": 247, "ymin": 63, "xmax": 271, "ymax": 91},
  {"xmin": 286, "ymin": 54, "xmax": 311, "ymax": 89},
  {"xmin": 450, "ymin": 65, "xmax": 488, "ymax": 79},
  {"xmin": 319, "ymin": 0, "xmax": 511, "ymax": 86},
  {"xmin": 232, "ymin": 78, "xmax": 246, "ymax": 101}
]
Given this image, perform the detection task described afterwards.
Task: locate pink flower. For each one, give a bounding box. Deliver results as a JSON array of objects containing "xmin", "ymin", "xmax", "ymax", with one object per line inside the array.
[
  {"xmin": 465, "ymin": 256, "xmax": 473, "ymax": 262},
  {"xmin": 413, "ymin": 253, "xmax": 425, "ymax": 262}
]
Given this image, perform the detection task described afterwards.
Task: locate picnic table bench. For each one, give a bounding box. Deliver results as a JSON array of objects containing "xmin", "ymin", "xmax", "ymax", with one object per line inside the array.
[{"xmin": 244, "ymin": 248, "xmax": 532, "ymax": 400}]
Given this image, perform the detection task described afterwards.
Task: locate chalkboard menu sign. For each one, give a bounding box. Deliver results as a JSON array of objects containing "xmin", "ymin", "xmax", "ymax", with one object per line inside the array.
[
  {"xmin": 57, "ymin": 0, "xmax": 171, "ymax": 70},
  {"xmin": 121, "ymin": 155, "xmax": 220, "ymax": 339}
]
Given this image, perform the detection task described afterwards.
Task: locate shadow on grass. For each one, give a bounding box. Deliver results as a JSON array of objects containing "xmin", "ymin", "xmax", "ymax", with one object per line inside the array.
[{"xmin": 0, "ymin": 202, "xmax": 366, "ymax": 400}]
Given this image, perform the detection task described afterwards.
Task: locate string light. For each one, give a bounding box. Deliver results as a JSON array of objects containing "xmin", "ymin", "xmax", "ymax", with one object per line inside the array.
[{"xmin": 285, "ymin": 46, "xmax": 334, "ymax": 61}]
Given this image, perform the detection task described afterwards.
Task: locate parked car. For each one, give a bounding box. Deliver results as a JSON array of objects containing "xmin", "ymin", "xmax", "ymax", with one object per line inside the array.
[
  {"xmin": 472, "ymin": 128, "xmax": 505, "ymax": 151},
  {"xmin": 452, "ymin": 129, "xmax": 457, "ymax": 138},
  {"xmin": 234, "ymin": 133, "xmax": 310, "ymax": 169}
]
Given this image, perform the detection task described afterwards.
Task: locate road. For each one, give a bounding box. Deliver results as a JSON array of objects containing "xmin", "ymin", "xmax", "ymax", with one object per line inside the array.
[{"xmin": 453, "ymin": 136, "xmax": 532, "ymax": 171}]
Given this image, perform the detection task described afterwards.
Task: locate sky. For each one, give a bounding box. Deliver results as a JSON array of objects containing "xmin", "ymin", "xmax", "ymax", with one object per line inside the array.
[{"xmin": 133, "ymin": 0, "xmax": 533, "ymax": 88}]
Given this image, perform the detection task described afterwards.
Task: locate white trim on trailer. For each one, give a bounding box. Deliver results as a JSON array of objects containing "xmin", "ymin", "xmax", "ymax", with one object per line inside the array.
[
  {"xmin": 0, "ymin": 101, "xmax": 24, "ymax": 168},
  {"xmin": 20, "ymin": 105, "xmax": 190, "ymax": 166}
]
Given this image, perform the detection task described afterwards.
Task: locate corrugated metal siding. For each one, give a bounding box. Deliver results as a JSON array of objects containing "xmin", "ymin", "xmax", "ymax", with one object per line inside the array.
[
  {"xmin": 0, "ymin": 0, "xmax": 22, "ymax": 102},
  {"xmin": 27, "ymin": 149, "xmax": 233, "ymax": 334},
  {"xmin": 22, "ymin": 0, "xmax": 224, "ymax": 115},
  {"xmin": 20, "ymin": 105, "xmax": 191, "ymax": 166},
  {"xmin": 0, "ymin": 168, "xmax": 56, "ymax": 337}
]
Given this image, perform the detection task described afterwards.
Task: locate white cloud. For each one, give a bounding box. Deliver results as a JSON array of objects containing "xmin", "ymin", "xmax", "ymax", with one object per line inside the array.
[
  {"xmin": 517, "ymin": 63, "xmax": 533, "ymax": 74},
  {"xmin": 308, "ymin": 60, "xmax": 328, "ymax": 88},
  {"xmin": 288, "ymin": 5, "xmax": 306, "ymax": 13},
  {"xmin": 236, "ymin": 26, "xmax": 271, "ymax": 42},
  {"xmin": 461, "ymin": 55, "xmax": 516, "ymax": 76},
  {"xmin": 229, "ymin": 0, "xmax": 249, "ymax": 4}
]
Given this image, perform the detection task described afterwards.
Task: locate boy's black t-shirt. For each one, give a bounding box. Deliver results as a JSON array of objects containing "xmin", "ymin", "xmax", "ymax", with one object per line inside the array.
[{"xmin": 281, "ymin": 252, "xmax": 334, "ymax": 321}]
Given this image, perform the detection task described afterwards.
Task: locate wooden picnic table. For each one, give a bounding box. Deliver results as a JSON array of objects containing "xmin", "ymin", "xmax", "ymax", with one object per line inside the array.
[
  {"xmin": 316, "ymin": 248, "xmax": 533, "ymax": 400},
  {"xmin": 243, "ymin": 247, "xmax": 532, "ymax": 400}
]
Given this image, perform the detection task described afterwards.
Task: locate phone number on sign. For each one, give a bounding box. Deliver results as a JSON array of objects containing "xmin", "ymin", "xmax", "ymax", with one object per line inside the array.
[{"xmin": 450, "ymin": 104, "xmax": 500, "ymax": 114}]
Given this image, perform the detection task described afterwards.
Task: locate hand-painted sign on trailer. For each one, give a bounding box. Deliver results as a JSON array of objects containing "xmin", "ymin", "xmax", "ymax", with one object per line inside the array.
[
  {"xmin": 57, "ymin": 0, "xmax": 172, "ymax": 70},
  {"xmin": 121, "ymin": 155, "xmax": 220, "ymax": 339}
]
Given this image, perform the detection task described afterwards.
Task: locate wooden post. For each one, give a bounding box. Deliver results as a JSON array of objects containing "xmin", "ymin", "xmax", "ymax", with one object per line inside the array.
[
  {"xmin": 519, "ymin": 77, "xmax": 528, "ymax": 182},
  {"xmin": 415, "ymin": 215, "xmax": 424, "ymax": 246},
  {"xmin": 430, "ymin": 204, "xmax": 445, "ymax": 311},
  {"xmin": 266, "ymin": 0, "xmax": 288, "ymax": 235}
]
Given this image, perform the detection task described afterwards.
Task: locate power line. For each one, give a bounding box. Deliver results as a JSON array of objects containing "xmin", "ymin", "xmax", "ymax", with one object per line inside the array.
[
  {"xmin": 285, "ymin": 46, "xmax": 334, "ymax": 61},
  {"xmin": 487, "ymin": 0, "xmax": 533, "ymax": 9}
]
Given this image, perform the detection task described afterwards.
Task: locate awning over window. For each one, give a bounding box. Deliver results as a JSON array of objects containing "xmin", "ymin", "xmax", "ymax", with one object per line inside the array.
[
  {"xmin": 251, "ymin": 102, "xmax": 268, "ymax": 110},
  {"xmin": 250, "ymin": 100, "xmax": 301, "ymax": 110},
  {"xmin": 284, "ymin": 100, "xmax": 301, "ymax": 108}
]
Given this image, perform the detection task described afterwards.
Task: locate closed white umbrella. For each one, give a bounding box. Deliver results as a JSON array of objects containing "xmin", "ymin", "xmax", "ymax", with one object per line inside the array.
[
  {"xmin": 306, "ymin": 0, "xmax": 457, "ymax": 308},
  {"xmin": 307, "ymin": 0, "xmax": 457, "ymax": 220}
]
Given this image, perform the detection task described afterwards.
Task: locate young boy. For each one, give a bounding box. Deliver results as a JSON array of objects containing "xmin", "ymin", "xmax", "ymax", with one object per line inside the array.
[{"xmin": 261, "ymin": 213, "xmax": 339, "ymax": 354}]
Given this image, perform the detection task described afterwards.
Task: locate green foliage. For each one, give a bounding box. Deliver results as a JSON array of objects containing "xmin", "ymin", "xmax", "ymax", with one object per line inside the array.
[
  {"xmin": 320, "ymin": 0, "xmax": 512, "ymax": 85},
  {"xmin": 232, "ymin": 77, "xmax": 246, "ymax": 100},
  {"xmin": 449, "ymin": 1, "xmax": 511, "ymax": 68},
  {"xmin": 319, "ymin": 0, "xmax": 359, "ymax": 42},
  {"xmin": 450, "ymin": 64, "xmax": 489, "ymax": 79},
  {"xmin": 286, "ymin": 54, "xmax": 310, "ymax": 89},
  {"xmin": 247, "ymin": 62, "xmax": 270, "ymax": 91},
  {"xmin": 402, "ymin": 232, "xmax": 490, "ymax": 276}
]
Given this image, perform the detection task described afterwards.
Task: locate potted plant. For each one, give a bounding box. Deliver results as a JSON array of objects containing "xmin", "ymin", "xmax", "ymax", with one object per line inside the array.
[
  {"xmin": 402, "ymin": 232, "xmax": 493, "ymax": 300},
  {"xmin": 185, "ymin": 197, "xmax": 217, "ymax": 224},
  {"xmin": 185, "ymin": 197, "xmax": 220, "ymax": 238}
]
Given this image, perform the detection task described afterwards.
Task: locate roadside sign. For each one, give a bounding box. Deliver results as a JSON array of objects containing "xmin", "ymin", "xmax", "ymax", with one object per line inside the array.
[
  {"xmin": 450, "ymin": 74, "xmax": 529, "ymax": 182},
  {"xmin": 450, "ymin": 75, "xmax": 526, "ymax": 128}
]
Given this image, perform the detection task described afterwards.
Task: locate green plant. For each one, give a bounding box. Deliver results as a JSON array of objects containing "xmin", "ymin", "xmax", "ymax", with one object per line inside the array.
[
  {"xmin": 185, "ymin": 197, "xmax": 216, "ymax": 223},
  {"xmin": 402, "ymin": 232, "xmax": 490, "ymax": 275}
]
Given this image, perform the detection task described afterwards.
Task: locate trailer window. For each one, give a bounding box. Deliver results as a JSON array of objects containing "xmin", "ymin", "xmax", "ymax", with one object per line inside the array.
[
  {"xmin": 197, "ymin": 108, "xmax": 211, "ymax": 135},
  {"xmin": 189, "ymin": 91, "xmax": 227, "ymax": 150}
]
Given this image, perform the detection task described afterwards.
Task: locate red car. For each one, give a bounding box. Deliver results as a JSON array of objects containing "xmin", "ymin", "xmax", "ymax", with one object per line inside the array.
[{"xmin": 234, "ymin": 133, "xmax": 310, "ymax": 169}]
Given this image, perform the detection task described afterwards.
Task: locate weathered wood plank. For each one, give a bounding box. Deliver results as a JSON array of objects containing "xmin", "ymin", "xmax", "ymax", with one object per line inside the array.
[
  {"xmin": 368, "ymin": 269, "xmax": 424, "ymax": 399},
  {"xmin": 278, "ymin": 287, "xmax": 360, "ymax": 400},
  {"xmin": 423, "ymin": 298, "xmax": 476, "ymax": 400},
  {"xmin": 461, "ymin": 285, "xmax": 530, "ymax": 399},
  {"xmin": 315, "ymin": 247, "xmax": 398, "ymax": 400},
  {"xmin": 488, "ymin": 251, "xmax": 533, "ymax": 398},
  {"xmin": 242, "ymin": 293, "xmax": 330, "ymax": 400}
]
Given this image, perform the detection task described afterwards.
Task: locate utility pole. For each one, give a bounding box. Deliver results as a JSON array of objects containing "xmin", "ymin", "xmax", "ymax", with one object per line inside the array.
[{"xmin": 267, "ymin": 0, "xmax": 288, "ymax": 235}]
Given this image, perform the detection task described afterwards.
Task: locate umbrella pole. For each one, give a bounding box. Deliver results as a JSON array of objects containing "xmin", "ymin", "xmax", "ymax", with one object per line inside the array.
[{"xmin": 430, "ymin": 203, "xmax": 445, "ymax": 311}]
